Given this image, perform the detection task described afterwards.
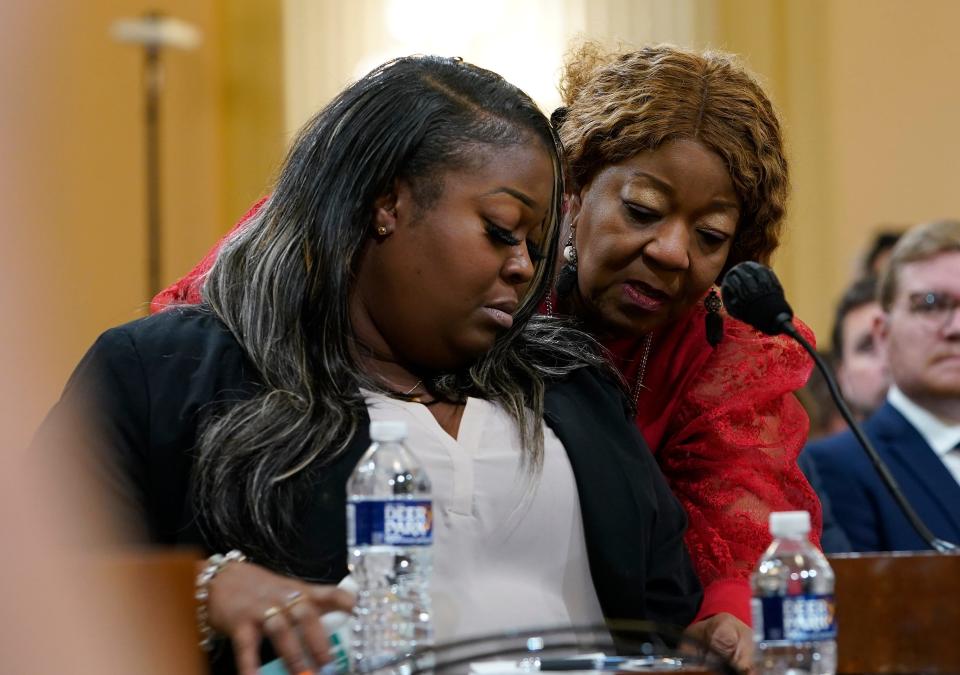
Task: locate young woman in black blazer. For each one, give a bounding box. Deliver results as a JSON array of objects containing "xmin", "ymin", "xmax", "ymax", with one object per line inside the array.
[{"xmin": 39, "ymin": 55, "xmax": 701, "ymax": 675}]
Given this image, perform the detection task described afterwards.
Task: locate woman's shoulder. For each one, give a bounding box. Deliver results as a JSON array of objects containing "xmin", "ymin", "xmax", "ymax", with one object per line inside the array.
[
  {"xmin": 89, "ymin": 306, "xmax": 253, "ymax": 396},
  {"xmin": 104, "ymin": 305, "xmax": 236, "ymax": 350},
  {"xmin": 545, "ymin": 364, "xmax": 632, "ymax": 421},
  {"xmin": 664, "ymin": 300, "xmax": 814, "ymax": 361},
  {"xmin": 713, "ymin": 308, "xmax": 814, "ymax": 378},
  {"xmin": 658, "ymin": 301, "xmax": 814, "ymax": 375},
  {"xmin": 675, "ymin": 305, "xmax": 815, "ymax": 418},
  {"xmin": 547, "ymin": 362, "xmax": 622, "ymax": 392}
]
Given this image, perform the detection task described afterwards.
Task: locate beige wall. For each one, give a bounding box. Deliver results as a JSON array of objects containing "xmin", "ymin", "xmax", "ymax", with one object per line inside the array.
[
  {"xmin": 2, "ymin": 1, "xmax": 282, "ymax": 426},
  {"xmin": 706, "ymin": 0, "xmax": 960, "ymax": 345},
  {"xmin": 222, "ymin": 0, "xmax": 286, "ymax": 222},
  {"xmin": 282, "ymin": 0, "xmax": 703, "ymax": 133},
  {"xmin": 3, "ymin": 1, "xmax": 222, "ymax": 419},
  {"xmin": 826, "ymin": 0, "xmax": 960, "ymax": 274}
]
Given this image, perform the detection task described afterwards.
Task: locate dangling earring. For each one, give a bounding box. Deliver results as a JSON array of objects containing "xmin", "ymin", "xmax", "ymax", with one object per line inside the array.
[
  {"xmin": 556, "ymin": 228, "xmax": 578, "ymax": 297},
  {"xmin": 704, "ymin": 287, "xmax": 723, "ymax": 346}
]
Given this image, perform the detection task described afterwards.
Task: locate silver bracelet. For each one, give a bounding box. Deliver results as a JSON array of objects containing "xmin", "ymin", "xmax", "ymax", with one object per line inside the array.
[{"xmin": 196, "ymin": 549, "xmax": 247, "ymax": 651}]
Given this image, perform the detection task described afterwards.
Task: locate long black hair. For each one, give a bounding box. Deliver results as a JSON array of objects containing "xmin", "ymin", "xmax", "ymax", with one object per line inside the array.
[{"xmin": 197, "ymin": 55, "xmax": 606, "ymax": 567}]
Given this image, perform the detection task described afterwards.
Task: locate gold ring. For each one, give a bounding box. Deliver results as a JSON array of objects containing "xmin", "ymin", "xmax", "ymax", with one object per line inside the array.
[{"xmin": 262, "ymin": 605, "xmax": 283, "ymax": 622}]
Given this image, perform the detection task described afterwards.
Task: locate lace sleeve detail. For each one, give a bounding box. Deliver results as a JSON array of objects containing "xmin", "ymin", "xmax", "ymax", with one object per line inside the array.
[{"xmin": 656, "ymin": 315, "xmax": 822, "ymax": 592}]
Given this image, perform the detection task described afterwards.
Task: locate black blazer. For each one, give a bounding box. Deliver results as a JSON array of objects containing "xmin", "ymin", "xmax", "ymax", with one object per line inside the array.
[{"xmin": 39, "ymin": 308, "xmax": 702, "ymax": 648}]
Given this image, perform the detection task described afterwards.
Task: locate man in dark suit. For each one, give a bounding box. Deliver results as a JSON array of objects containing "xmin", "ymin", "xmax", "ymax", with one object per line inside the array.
[{"xmin": 805, "ymin": 220, "xmax": 960, "ymax": 552}]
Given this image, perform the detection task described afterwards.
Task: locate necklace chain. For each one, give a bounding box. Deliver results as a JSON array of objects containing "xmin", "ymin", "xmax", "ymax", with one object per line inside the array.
[
  {"xmin": 376, "ymin": 375, "xmax": 424, "ymax": 401},
  {"xmin": 631, "ymin": 333, "xmax": 654, "ymax": 409},
  {"xmin": 403, "ymin": 379, "xmax": 423, "ymax": 397}
]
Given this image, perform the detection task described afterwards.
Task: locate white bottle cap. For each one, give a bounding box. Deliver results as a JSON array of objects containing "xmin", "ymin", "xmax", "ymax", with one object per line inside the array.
[
  {"xmin": 769, "ymin": 510, "xmax": 811, "ymax": 538},
  {"xmin": 370, "ymin": 420, "xmax": 408, "ymax": 442}
]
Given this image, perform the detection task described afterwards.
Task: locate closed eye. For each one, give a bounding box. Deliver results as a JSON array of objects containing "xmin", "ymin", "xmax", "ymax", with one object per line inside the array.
[
  {"xmin": 697, "ymin": 228, "xmax": 730, "ymax": 246},
  {"xmin": 485, "ymin": 221, "xmax": 521, "ymax": 246},
  {"xmin": 486, "ymin": 220, "xmax": 545, "ymax": 263},
  {"xmin": 624, "ymin": 202, "xmax": 661, "ymax": 225}
]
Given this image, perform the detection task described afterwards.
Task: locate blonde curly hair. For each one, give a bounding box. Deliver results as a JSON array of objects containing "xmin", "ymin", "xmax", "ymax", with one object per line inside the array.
[{"xmin": 557, "ymin": 43, "xmax": 789, "ymax": 273}]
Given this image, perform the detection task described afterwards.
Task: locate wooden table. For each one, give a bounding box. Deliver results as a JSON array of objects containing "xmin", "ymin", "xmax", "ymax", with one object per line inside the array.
[{"xmin": 830, "ymin": 551, "xmax": 960, "ymax": 673}]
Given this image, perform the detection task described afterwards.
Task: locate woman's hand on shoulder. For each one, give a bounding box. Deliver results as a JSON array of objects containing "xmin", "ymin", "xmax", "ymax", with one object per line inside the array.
[
  {"xmin": 207, "ymin": 560, "xmax": 354, "ymax": 675},
  {"xmin": 683, "ymin": 612, "xmax": 753, "ymax": 674}
]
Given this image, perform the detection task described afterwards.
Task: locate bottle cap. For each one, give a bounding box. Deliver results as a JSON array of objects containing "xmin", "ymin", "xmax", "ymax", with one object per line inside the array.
[
  {"xmin": 370, "ymin": 420, "xmax": 408, "ymax": 442},
  {"xmin": 769, "ymin": 510, "xmax": 811, "ymax": 537}
]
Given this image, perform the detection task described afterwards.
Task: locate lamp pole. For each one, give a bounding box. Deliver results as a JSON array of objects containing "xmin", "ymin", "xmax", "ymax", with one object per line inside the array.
[{"xmin": 111, "ymin": 13, "xmax": 200, "ymax": 299}]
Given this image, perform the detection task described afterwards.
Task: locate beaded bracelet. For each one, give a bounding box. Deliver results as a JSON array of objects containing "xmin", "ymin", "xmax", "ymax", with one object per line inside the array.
[{"xmin": 195, "ymin": 549, "xmax": 247, "ymax": 651}]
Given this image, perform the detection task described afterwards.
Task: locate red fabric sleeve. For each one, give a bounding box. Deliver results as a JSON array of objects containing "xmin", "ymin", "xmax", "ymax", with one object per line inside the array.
[
  {"xmin": 695, "ymin": 579, "xmax": 752, "ymax": 625},
  {"xmin": 149, "ymin": 197, "xmax": 268, "ymax": 313},
  {"xmin": 659, "ymin": 310, "xmax": 821, "ymax": 624},
  {"xmin": 617, "ymin": 303, "xmax": 822, "ymax": 626}
]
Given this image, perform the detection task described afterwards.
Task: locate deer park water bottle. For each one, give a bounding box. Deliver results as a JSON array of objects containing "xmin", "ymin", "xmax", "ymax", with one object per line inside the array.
[
  {"xmin": 347, "ymin": 420, "xmax": 433, "ymax": 672},
  {"xmin": 751, "ymin": 510, "xmax": 837, "ymax": 675}
]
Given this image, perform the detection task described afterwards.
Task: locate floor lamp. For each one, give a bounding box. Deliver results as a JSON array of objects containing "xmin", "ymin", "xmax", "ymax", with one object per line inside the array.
[{"xmin": 111, "ymin": 13, "xmax": 201, "ymax": 298}]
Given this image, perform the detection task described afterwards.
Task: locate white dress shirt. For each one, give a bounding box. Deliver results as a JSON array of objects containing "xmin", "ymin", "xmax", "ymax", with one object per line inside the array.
[
  {"xmin": 887, "ymin": 386, "xmax": 960, "ymax": 486},
  {"xmin": 364, "ymin": 391, "xmax": 605, "ymax": 643}
]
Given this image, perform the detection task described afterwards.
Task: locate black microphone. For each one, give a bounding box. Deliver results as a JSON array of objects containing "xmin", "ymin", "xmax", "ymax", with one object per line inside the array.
[{"xmin": 721, "ymin": 261, "xmax": 957, "ymax": 553}]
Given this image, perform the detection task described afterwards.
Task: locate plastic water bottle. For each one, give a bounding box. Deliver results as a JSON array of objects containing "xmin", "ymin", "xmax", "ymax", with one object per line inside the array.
[
  {"xmin": 347, "ymin": 420, "xmax": 433, "ymax": 673},
  {"xmin": 752, "ymin": 511, "xmax": 837, "ymax": 675}
]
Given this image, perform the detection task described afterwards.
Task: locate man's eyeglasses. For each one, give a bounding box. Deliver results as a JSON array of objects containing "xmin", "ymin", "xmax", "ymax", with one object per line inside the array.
[{"xmin": 906, "ymin": 291, "xmax": 960, "ymax": 331}]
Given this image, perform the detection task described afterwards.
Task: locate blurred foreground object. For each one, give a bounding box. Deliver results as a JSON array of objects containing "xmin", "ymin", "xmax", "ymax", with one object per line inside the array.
[
  {"xmin": 2, "ymin": 5, "xmax": 203, "ymax": 653},
  {"xmin": 362, "ymin": 622, "xmax": 735, "ymax": 675}
]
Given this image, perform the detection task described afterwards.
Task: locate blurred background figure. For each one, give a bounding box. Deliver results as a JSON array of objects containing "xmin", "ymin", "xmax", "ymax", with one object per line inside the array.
[
  {"xmin": 832, "ymin": 275, "xmax": 890, "ymax": 421},
  {"xmin": 800, "ymin": 276, "xmax": 889, "ymax": 440},
  {"xmin": 806, "ymin": 220, "xmax": 960, "ymax": 552},
  {"xmin": 861, "ymin": 229, "xmax": 904, "ymax": 278}
]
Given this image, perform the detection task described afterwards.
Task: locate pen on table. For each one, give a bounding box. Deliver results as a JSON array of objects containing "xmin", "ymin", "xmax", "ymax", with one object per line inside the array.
[
  {"xmin": 535, "ymin": 656, "xmax": 628, "ymax": 671},
  {"xmin": 533, "ymin": 655, "xmax": 684, "ymax": 671}
]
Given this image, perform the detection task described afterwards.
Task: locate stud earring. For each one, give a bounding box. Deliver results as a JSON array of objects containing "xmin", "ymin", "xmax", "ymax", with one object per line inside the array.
[{"xmin": 376, "ymin": 225, "xmax": 388, "ymax": 236}]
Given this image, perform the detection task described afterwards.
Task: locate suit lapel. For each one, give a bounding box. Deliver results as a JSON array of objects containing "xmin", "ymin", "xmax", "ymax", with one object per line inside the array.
[{"xmin": 873, "ymin": 403, "xmax": 960, "ymax": 540}]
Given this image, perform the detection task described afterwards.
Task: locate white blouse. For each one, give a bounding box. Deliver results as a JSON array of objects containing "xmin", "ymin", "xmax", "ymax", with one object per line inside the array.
[{"xmin": 364, "ymin": 391, "xmax": 605, "ymax": 643}]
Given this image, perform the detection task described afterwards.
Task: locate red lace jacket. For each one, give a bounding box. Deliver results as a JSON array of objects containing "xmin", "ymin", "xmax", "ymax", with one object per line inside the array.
[
  {"xmin": 152, "ymin": 199, "xmax": 822, "ymax": 626},
  {"xmin": 603, "ymin": 303, "xmax": 821, "ymax": 625}
]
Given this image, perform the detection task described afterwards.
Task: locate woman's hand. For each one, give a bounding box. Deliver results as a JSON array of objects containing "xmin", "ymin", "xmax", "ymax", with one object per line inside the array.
[
  {"xmin": 206, "ymin": 560, "xmax": 355, "ymax": 675},
  {"xmin": 683, "ymin": 613, "xmax": 754, "ymax": 674}
]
